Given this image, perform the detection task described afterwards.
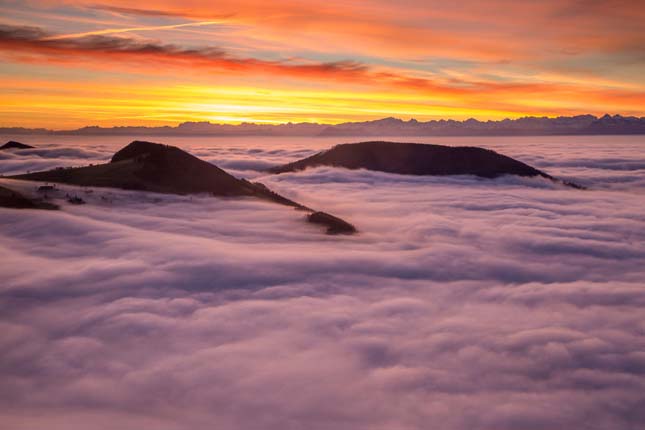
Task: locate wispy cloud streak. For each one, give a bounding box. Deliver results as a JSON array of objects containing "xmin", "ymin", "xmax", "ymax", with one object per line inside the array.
[{"xmin": 41, "ymin": 20, "xmax": 228, "ymax": 41}]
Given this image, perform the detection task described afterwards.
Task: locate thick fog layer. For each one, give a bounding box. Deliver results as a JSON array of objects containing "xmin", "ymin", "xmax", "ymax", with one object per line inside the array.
[{"xmin": 1, "ymin": 136, "xmax": 644, "ymax": 429}]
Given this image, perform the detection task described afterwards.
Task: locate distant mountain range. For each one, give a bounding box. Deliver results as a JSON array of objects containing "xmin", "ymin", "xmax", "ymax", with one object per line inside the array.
[{"xmin": 2, "ymin": 114, "xmax": 645, "ymax": 137}]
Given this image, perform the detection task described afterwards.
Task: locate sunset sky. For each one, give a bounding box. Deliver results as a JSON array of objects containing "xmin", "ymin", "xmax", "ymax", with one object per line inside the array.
[{"xmin": 1, "ymin": 0, "xmax": 644, "ymax": 128}]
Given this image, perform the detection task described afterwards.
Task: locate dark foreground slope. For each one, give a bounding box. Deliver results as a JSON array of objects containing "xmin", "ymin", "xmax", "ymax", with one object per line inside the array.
[
  {"xmin": 269, "ymin": 141, "xmax": 582, "ymax": 187},
  {"xmin": 14, "ymin": 141, "xmax": 280, "ymax": 197},
  {"xmin": 11, "ymin": 141, "xmax": 356, "ymax": 234},
  {"xmin": 1, "ymin": 141, "xmax": 34, "ymax": 150},
  {"xmin": 0, "ymin": 185, "xmax": 58, "ymax": 209}
]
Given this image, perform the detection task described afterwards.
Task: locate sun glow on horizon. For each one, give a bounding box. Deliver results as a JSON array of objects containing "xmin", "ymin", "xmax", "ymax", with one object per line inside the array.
[{"xmin": 0, "ymin": 0, "xmax": 643, "ymax": 128}]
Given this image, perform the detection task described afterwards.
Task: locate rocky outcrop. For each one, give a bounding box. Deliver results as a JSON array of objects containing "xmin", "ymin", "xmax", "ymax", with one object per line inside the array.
[{"xmin": 307, "ymin": 212, "xmax": 357, "ymax": 235}]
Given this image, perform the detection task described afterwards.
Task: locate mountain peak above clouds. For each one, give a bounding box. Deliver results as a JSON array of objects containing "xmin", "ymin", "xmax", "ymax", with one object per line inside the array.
[
  {"xmin": 0, "ymin": 141, "xmax": 34, "ymax": 150},
  {"xmin": 269, "ymin": 141, "xmax": 584, "ymax": 188},
  {"xmin": 10, "ymin": 141, "xmax": 357, "ymax": 235}
]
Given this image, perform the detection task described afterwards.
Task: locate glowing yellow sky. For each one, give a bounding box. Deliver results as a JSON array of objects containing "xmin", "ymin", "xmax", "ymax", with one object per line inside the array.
[{"xmin": 0, "ymin": 0, "xmax": 643, "ymax": 128}]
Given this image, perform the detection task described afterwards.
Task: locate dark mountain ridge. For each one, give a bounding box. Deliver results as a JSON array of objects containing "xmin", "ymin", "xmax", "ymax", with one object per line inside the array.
[
  {"xmin": 269, "ymin": 141, "xmax": 583, "ymax": 188},
  {"xmin": 9, "ymin": 141, "xmax": 356, "ymax": 234},
  {"xmin": 1, "ymin": 141, "xmax": 34, "ymax": 150}
]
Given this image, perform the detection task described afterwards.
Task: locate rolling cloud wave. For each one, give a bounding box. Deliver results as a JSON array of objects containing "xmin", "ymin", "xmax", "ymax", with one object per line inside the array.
[{"xmin": 1, "ymin": 136, "xmax": 644, "ymax": 429}]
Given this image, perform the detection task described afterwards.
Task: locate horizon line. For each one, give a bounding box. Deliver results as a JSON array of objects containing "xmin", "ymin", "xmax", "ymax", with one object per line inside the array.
[{"xmin": 2, "ymin": 113, "xmax": 645, "ymax": 132}]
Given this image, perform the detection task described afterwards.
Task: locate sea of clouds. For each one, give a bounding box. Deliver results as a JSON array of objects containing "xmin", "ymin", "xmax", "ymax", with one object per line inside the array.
[{"xmin": 1, "ymin": 135, "xmax": 644, "ymax": 429}]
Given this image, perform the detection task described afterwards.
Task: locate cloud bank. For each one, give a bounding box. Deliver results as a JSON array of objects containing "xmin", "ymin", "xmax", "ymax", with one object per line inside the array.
[
  {"xmin": 1, "ymin": 135, "xmax": 644, "ymax": 429},
  {"xmin": 0, "ymin": 24, "xmax": 369, "ymax": 81}
]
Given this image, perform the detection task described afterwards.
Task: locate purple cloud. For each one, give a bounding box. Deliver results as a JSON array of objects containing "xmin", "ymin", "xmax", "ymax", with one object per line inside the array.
[{"xmin": 1, "ymin": 135, "xmax": 644, "ymax": 429}]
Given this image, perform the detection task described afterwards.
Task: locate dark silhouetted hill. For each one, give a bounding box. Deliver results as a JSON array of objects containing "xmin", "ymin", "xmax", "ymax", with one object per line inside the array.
[
  {"xmin": 1, "ymin": 141, "xmax": 34, "ymax": 150},
  {"xmin": 10, "ymin": 141, "xmax": 356, "ymax": 234},
  {"xmin": 269, "ymin": 141, "xmax": 583, "ymax": 188},
  {"xmin": 13, "ymin": 141, "xmax": 287, "ymax": 197}
]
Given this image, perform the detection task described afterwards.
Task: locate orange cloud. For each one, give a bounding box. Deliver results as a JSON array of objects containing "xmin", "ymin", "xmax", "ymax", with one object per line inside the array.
[
  {"xmin": 0, "ymin": 1, "xmax": 643, "ymax": 127},
  {"xmin": 0, "ymin": 24, "xmax": 373, "ymax": 81},
  {"xmin": 4, "ymin": 23, "xmax": 641, "ymax": 103},
  {"xmin": 31, "ymin": 0, "xmax": 645, "ymax": 61}
]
